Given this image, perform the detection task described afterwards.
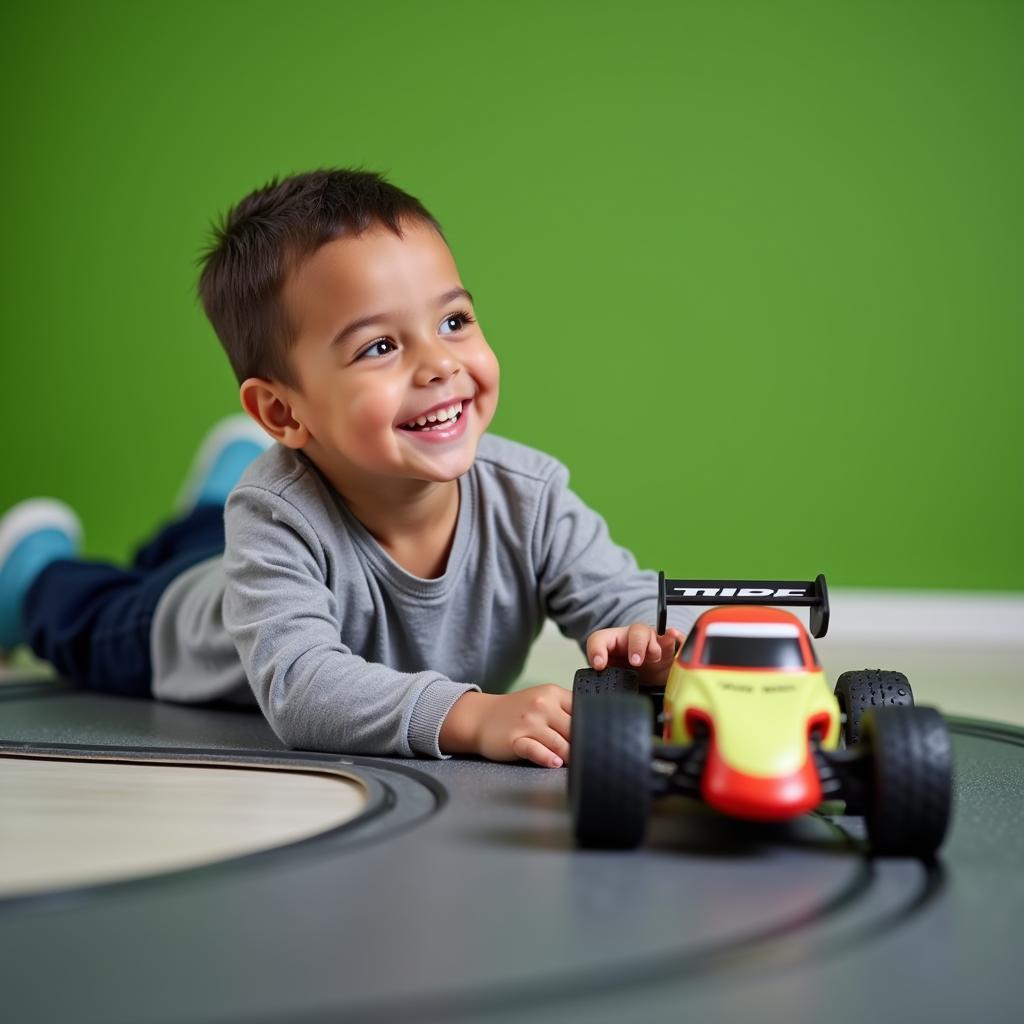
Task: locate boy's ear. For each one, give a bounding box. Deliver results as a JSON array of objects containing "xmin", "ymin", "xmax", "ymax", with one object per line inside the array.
[{"xmin": 239, "ymin": 377, "xmax": 310, "ymax": 450}]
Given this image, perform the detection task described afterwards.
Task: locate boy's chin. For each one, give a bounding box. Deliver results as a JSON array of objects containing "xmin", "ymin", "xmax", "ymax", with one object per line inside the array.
[
  {"xmin": 415, "ymin": 450, "xmax": 477, "ymax": 481},
  {"xmin": 403, "ymin": 441, "xmax": 479, "ymax": 482}
]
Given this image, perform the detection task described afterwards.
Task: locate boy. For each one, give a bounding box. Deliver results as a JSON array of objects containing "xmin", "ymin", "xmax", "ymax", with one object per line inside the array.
[{"xmin": 0, "ymin": 169, "xmax": 694, "ymax": 768}]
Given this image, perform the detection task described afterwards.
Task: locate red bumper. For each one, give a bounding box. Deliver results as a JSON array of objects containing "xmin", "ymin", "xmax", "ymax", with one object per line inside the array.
[{"xmin": 700, "ymin": 742, "xmax": 823, "ymax": 821}]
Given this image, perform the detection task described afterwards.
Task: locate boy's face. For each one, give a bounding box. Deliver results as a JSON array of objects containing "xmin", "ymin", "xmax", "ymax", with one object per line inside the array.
[{"xmin": 262, "ymin": 219, "xmax": 499, "ymax": 492}]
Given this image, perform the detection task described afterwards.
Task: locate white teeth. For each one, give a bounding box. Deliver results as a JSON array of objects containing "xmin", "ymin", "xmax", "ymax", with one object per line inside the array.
[{"xmin": 401, "ymin": 401, "xmax": 464, "ymax": 431}]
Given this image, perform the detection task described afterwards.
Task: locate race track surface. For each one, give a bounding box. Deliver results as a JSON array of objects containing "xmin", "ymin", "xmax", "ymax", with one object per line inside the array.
[{"xmin": 0, "ymin": 681, "xmax": 1020, "ymax": 1024}]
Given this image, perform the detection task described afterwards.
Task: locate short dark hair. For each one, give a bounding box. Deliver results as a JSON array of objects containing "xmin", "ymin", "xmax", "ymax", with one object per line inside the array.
[{"xmin": 196, "ymin": 168, "xmax": 444, "ymax": 388}]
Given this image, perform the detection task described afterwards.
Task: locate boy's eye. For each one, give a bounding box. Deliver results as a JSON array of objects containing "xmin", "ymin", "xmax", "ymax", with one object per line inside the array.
[
  {"xmin": 439, "ymin": 310, "xmax": 476, "ymax": 335},
  {"xmin": 355, "ymin": 310, "xmax": 475, "ymax": 359},
  {"xmin": 357, "ymin": 339, "xmax": 398, "ymax": 360}
]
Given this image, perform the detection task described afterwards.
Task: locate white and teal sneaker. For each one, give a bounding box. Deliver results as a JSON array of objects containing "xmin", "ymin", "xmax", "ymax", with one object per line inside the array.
[
  {"xmin": 173, "ymin": 414, "xmax": 274, "ymax": 515},
  {"xmin": 0, "ymin": 499, "xmax": 83, "ymax": 652}
]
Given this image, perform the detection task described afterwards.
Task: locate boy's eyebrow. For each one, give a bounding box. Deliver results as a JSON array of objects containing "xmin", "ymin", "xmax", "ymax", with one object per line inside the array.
[{"xmin": 330, "ymin": 287, "xmax": 475, "ymax": 348}]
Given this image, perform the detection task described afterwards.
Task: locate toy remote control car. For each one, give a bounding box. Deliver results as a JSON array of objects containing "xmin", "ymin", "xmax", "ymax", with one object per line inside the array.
[{"xmin": 568, "ymin": 574, "xmax": 953, "ymax": 858}]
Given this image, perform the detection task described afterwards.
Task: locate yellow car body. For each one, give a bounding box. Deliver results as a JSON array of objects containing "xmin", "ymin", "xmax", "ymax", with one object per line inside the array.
[{"xmin": 662, "ymin": 606, "xmax": 840, "ymax": 820}]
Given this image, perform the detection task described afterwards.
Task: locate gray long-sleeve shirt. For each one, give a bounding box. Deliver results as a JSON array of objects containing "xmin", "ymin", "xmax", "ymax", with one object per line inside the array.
[{"xmin": 150, "ymin": 433, "xmax": 696, "ymax": 758}]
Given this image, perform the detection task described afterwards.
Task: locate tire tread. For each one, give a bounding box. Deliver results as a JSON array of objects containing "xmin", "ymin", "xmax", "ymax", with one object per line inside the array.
[
  {"xmin": 863, "ymin": 706, "xmax": 952, "ymax": 857},
  {"xmin": 835, "ymin": 669, "xmax": 914, "ymax": 746},
  {"xmin": 570, "ymin": 695, "xmax": 651, "ymax": 848}
]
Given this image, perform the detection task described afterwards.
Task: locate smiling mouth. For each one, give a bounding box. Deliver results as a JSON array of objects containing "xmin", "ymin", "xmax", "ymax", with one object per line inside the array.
[{"xmin": 397, "ymin": 400, "xmax": 466, "ymax": 432}]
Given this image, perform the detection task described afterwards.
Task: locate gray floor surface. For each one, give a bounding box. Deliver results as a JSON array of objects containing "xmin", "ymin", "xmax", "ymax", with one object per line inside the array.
[{"xmin": 1, "ymin": 680, "xmax": 1022, "ymax": 1024}]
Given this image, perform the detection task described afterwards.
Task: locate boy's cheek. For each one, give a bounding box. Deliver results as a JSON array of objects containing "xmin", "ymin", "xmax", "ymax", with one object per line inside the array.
[
  {"xmin": 475, "ymin": 356, "xmax": 500, "ymax": 399},
  {"xmin": 349, "ymin": 381, "xmax": 408, "ymax": 431},
  {"xmin": 467, "ymin": 350, "xmax": 500, "ymax": 426}
]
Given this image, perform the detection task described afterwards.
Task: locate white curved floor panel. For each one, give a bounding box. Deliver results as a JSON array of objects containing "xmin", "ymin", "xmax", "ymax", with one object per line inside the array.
[{"xmin": 0, "ymin": 756, "xmax": 367, "ymax": 896}]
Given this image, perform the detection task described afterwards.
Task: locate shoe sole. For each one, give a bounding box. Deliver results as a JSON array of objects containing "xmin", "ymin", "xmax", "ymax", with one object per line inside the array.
[
  {"xmin": 173, "ymin": 415, "xmax": 274, "ymax": 514},
  {"xmin": 0, "ymin": 499, "xmax": 83, "ymax": 562}
]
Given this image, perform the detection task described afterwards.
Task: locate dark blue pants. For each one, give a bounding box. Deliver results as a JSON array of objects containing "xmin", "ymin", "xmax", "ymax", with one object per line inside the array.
[{"xmin": 22, "ymin": 505, "xmax": 225, "ymax": 697}]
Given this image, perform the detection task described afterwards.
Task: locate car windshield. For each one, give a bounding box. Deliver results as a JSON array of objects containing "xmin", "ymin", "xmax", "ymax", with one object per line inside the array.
[{"xmin": 699, "ymin": 623, "xmax": 807, "ymax": 669}]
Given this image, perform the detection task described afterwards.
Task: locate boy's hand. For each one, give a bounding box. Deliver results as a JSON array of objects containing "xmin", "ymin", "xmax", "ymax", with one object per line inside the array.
[
  {"xmin": 586, "ymin": 623, "xmax": 683, "ymax": 686},
  {"xmin": 439, "ymin": 685, "xmax": 572, "ymax": 768}
]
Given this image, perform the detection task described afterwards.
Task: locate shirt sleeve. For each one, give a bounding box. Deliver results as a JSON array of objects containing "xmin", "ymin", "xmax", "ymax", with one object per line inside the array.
[
  {"xmin": 222, "ymin": 485, "xmax": 478, "ymax": 758},
  {"xmin": 531, "ymin": 462, "xmax": 698, "ymax": 650}
]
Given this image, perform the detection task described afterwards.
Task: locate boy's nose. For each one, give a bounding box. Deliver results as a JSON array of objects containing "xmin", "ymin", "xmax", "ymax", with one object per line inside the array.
[{"xmin": 412, "ymin": 342, "xmax": 459, "ymax": 386}]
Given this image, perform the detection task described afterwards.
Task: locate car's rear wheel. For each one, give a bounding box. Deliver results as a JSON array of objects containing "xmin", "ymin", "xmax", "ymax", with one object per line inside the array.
[
  {"xmin": 835, "ymin": 669, "xmax": 914, "ymax": 746},
  {"xmin": 571, "ymin": 666, "xmax": 640, "ymax": 698},
  {"xmin": 569, "ymin": 694, "xmax": 651, "ymax": 848},
  {"xmin": 861, "ymin": 706, "xmax": 953, "ymax": 858}
]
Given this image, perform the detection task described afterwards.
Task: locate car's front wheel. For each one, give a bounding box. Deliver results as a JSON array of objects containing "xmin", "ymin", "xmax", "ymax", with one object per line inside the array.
[
  {"xmin": 569, "ymin": 694, "xmax": 651, "ymax": 848},
  {"xmin": 861, "ymin": 706, "xmax": 953, "ymax": 857}
]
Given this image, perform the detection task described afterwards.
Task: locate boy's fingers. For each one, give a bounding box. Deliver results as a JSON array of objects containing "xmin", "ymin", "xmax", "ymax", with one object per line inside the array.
[
  {"xmin": 540, "ymin": 726, "xmax": 570, "ymax": 763},
  {"xmin": 627, "ymin": 622, "xmax": 651, "ymax": 666},
  {"xmin": 590, "ymin": 629, "xmax": 631, "ymax": 669},
  {"xmin": 512, "ymin": 735, "xmax": 564, "ymax": 769},
  {"xmin": 558, "ymin": 687, "xmax": 573, "ymax": 714},
  {"xmin": 586, "ymin": 631, "xmax": 610, "ymax": 669},
  {"xmin": 589, "ymin": 625, "xmax": 679, "ymax": 670},
  {"xmin": 550, "ymin": 705, "xmax": 572, "ymax": 741},
  {"xmin": 586, "ymin": 624, "xmax": 684, "ymax": 675}
]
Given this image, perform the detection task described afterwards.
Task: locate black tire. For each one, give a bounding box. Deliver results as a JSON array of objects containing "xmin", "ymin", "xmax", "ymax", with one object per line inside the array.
[
  {"xmin": 835, "ymin": 669, "xmax": 914, "ymax": 746},
  {"xmin": 571, "ymin": 666, "xmax": 640, "ymax": 699},
  {"xmin": 861, "ymin": 706, "xmax": 953, "ymax": 858},
  {"xmin": 569, "ymin": 694, "xmax": 652, "ymax": 849}
]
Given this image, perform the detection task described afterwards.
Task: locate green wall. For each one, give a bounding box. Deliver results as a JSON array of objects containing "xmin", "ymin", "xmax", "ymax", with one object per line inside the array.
[{"xmin": 3, "ymin": 0, "xmax": 1021, "ymax": 590}]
